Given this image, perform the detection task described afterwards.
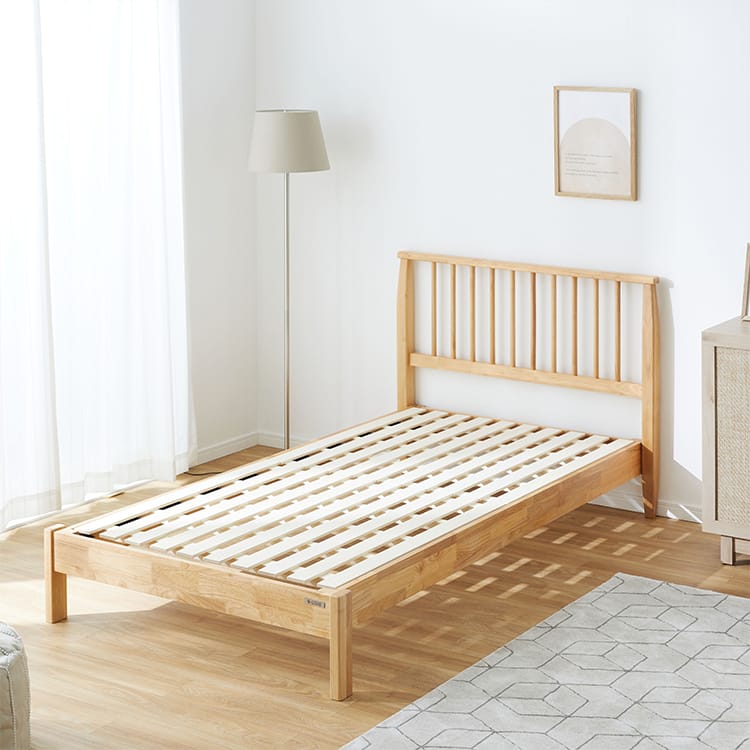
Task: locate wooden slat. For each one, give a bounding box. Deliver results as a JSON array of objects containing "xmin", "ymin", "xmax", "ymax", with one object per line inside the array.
[
  {"xmin": 98, "ymin": 409, "xmax": 439, "ymax": 542},
  {"xmin": 572, "ymin": 275, "xmax": 578, "ymax": 376},
  {"xmin": 530, "ymin": 271, "xmax": 536, "ymax": 370},
  {"xmin": 397, "ymin": 258, "xmax": 415, "ymax": 408},
  {"xmin": 489, "ymin": 268, "xmax": 496, "ymax": 364},
  {"xmin": 125, "ymin": 413, "xmax": 471, "ymax": 549},
  {"xmin": 551, "ymin": 274, "xmax": 557, "ymax": 373},
  {"xmin": 510, "ymin": 270, "xmax": 516, "ymax": 367},
  {"xmin": 410, "ymin": 353, "xmax": 642, "ymax": 398},
  {"xmin": 450, "ymin": 263, "xmax": 457, "ymax": 359},
  {"xmin": 73, "ymin": 407, "xmax": 425, "ymax": 536},
  {"xmin": 287, "ymin": 429, "xmax": 588, "ymax": 585},
  {"xmin": 594, "ymin": 278, "xmax": 600, "ymax": 379},
  {"xmin": 176, "ymin": 419, "xmax": 517, "ymax": 563},
  {"xmin": 431, "ymin": 261, "xmax": 437, "ymax": 357},
  {"xmin": 70, "ymin": 404, "xmax": 636, "ymax": 597},
  {"xmin": 238, "ymin": 425, "xmax": 560, "ymax": 576},
  {"xmin": 397, "ymin": 250, "xmax": 659, "ymax": 286},
  {"xmin": 347, "ymin": 441, "xmax": 642, "ymax": 626},
  {"xmin": 317, "ymin": 436, "xmax": 633, "ymax": 589},
  {"xmin": 470, "ymin": 265, "xmax": 476, "ymax": 362},
  {"xmin": 201, "ymin": 421, "xmax": 528, "ymax": 566},
  {"xmin": 615, "ymin": 279, "xmax": 622, "ymax": 382}
]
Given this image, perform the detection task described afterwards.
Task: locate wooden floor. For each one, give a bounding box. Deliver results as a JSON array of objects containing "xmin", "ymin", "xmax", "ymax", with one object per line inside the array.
[{"xmin": 2, "ymin": 446, "xmax": 748, "ymax": 749}]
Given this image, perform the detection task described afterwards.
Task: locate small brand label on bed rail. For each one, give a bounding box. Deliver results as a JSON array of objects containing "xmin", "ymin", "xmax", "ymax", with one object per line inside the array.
[{"xmin": 304, "ymin": 597, "xmax": 327, "ymax": 609}]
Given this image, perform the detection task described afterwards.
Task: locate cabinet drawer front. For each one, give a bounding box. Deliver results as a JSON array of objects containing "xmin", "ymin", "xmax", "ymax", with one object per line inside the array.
[{"xmin": 716, "ymin": 346, "xmax": 750, "ymax": 527}]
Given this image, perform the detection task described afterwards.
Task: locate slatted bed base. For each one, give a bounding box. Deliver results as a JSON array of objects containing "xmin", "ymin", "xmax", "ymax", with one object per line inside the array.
[{"xmin": 45, "ymin": 407, "xmax": 642, "ymax": 700}]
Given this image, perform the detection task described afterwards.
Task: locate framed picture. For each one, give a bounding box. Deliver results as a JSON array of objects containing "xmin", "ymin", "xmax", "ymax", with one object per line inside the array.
[
  {"xmin": 554, "ymin": 86, "xmax": 637, "ymax": 201},
  {"xmin": 742, "ymin": 243, "xmax": 750, "ymax": 322}
]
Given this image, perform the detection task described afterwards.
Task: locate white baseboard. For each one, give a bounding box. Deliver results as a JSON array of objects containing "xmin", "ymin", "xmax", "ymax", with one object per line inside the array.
[
  {"xmin": 256, "ymin": 431, "xmax": 308, "ymax": 450},
  {"xmin": 257, "ymin": 432, "xmax": 284, "ymax": 449},
  {"xmin": 194, "ymin": 432, "xmax": 261, "ymax": 466}
]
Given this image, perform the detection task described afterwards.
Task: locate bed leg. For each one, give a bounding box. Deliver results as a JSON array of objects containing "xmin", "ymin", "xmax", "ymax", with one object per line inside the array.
[
  {"xmin": 641, "ymin": 282, "xmax": 660, "ymax": 519},
  {"xmin": 329, "ymin": 589, "xmax": 352, "ymax": 700},
  {"xmin": 44, "ymin": 524, "xmax": 68, "ymax": 623}
]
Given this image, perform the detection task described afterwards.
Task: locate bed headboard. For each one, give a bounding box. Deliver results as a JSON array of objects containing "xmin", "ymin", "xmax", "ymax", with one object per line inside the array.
[{"xmin": 396, "ymin": 250, "xmax": 660, "ymax": 517}]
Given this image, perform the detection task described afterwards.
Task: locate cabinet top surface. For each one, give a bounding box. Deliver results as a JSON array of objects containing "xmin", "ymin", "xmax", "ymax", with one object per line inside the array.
[{"xmin": 703, "ymin": 316, "xmax": 750, "ymax": 345}]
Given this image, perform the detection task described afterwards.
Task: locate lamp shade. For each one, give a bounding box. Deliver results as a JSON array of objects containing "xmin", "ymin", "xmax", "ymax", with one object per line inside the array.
[{"xmin": 248, "ymin": 109, "xmax": 330, "ymax": 173}]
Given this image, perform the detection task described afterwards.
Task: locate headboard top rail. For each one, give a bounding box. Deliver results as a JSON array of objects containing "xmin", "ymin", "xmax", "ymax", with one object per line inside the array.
[{"xmin": 397, "ymin": 250, "xmax": 659, "ymax": 287}]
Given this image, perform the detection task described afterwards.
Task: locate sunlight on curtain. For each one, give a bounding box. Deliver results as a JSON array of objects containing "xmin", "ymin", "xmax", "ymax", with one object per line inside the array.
[
  {"xmin": 0, "ymin": 0, "xmax": 194, "ymax": 530},
  {"xmin": 0, "ymin": 0, "xmax": 61, "ymax": 528}
]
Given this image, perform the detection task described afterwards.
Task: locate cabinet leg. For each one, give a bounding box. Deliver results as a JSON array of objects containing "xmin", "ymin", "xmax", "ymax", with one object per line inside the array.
[{"xmin": 720, "ymin": 536, "xmax": 736, "ymax": 565}]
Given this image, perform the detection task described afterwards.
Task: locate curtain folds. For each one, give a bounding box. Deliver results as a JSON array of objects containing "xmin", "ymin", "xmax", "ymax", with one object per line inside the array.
[{"xmin": 0, "ymin": 0, "xmax": 194, "ymax": 530}]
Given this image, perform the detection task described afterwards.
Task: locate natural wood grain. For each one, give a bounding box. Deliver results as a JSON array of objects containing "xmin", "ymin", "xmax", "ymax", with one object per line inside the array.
[
  {"xmin": 396, "ymin": 258, "xmax": 415, "ymax": 409},
  {"xmin": 450, "ymin": 263, "xmax": 456, "ymax": 359},
  {"xmin": 348, "ymin": 441, "xmax": 641, "ymax": 625},
  {"xmin": 45, "ymin": 405, "xmax": 638, "ymax": 704},
  {"xmin": 489, "ymin": 268, "xmax": 496, "ymax": 364},
  {"xmin": 410, "ymin": 353, "xmax": 642, "ymax": 398},
  {"xmin": 431, "ymin": 261, "xmax": 437, "ymax": 356},
  {"xmin": 551, "ymin": 273, "xmax": 557, "ymax": 373},
  {"xmin": 328, "ymin": 589, "xmax": 353, "ymax": 700},
  {"xmin": 1, "ymin": 445, "xmax": 739, "ymax": 750},
  {"xmin": 44, "ymin": 524, "xmax": 67, "ymax": 623},
  {"xmin": 399, "ymin": 250, "xmax": 661, "ymax": 515},
  {"xmin": 469, "ymin": 264, "xmax": 476, "ymax": 362},
  {"xmin": 530, "ymin": 271, "xmax": 536, "ymax": 370},
  {"xmin": 397, "ymin": 250, "xmax": 658, "ymax": 286},
  {"xmin": 572, "ymin": 275, "xmax": 578, "ymax": 375},
  {"xmin": 615, "ymin": 279, "xmax": 622, "ymax": 382},
  {"xmin": 510, "ymin": 270, "xmax": 516, "ymax": 367},
  {"xmin": 553, "ymin": 86, "xmax": 637, "ymax": 202},
  {"xmin": 641, "ymin": 282, "xmax": 660, "ymax": 518},
  {"xmin": 593, "ymin": 278, "xmax": 599, "ymax": 379},
  {"xmin": 52, "ymin": 528, "xmax": 332, "ymax": 638}
]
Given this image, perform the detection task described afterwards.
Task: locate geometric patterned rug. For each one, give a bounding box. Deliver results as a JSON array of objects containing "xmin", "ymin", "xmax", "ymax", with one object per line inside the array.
[{"xmin": 341, "ymin": 573, "xmax": 750, "ymax": 749}]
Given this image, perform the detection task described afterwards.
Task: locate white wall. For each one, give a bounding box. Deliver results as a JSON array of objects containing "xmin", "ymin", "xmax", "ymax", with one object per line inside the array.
[
  {"xmin": 253, "ymin": 0, "xmax": 750, "ymax": 519},
  {"xmin": 180, "ymin": 0, "xmax": 257, "ymax": 462}
]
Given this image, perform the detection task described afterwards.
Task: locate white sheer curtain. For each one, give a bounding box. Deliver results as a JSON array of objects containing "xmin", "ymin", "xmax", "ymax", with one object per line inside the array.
[{"xmin": 0, "ymin": 0, "xmax": 195, "ymax": 530}]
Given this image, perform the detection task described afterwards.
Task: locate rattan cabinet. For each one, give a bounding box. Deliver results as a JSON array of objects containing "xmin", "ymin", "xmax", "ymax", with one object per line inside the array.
[{"xmin": 702, "ymin": 317, "xmax": 750, "ymax": 564}]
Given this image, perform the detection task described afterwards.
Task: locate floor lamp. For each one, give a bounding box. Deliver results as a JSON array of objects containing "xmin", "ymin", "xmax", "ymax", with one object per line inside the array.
[{"xmin": 248, "ymin": 110, "xmax": 330, "ymax": 450}]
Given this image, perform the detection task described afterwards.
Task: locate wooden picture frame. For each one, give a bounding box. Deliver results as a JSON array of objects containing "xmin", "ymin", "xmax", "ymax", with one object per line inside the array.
[
  {"xmin": 742, "ymin": 243, "xmax": 750, "ymax": 321},
  {"xmin": 554, "ymin": 86, "xmax": 637, "ymax": 201}
]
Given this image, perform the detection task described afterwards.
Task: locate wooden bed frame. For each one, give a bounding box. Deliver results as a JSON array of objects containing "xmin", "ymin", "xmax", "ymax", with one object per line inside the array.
[{"xmin": 45, "ymin": 251, "xmax": 660, "ymax": 701}]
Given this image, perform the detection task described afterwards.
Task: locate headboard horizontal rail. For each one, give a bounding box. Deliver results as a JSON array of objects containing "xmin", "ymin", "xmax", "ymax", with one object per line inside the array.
[
  {"xmin": 410, "ymin": 353, "xmax": 642, "ymax": 398},
  {"xmin": 397, "ymin": 250, "xmax": 659, "ymax": 287}
]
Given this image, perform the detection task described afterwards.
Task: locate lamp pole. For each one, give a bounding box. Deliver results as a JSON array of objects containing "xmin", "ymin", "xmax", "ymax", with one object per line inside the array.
[{"xmin": 283, "ymin": 171, "xmax": 290, "ymax": 450}]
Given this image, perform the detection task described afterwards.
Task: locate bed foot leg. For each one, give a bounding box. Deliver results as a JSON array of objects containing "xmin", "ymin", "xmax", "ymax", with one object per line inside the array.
[
  {"xmin": 641, "ymin": 461, "xmax": 658, "ymax": 520},
  {"xmin": 44, "ymin": 524, "xmax": 68, "ymax": 623},
  {"xmin": 329, "ymin": 590, "xmax": 352, "ymax": 700}
]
